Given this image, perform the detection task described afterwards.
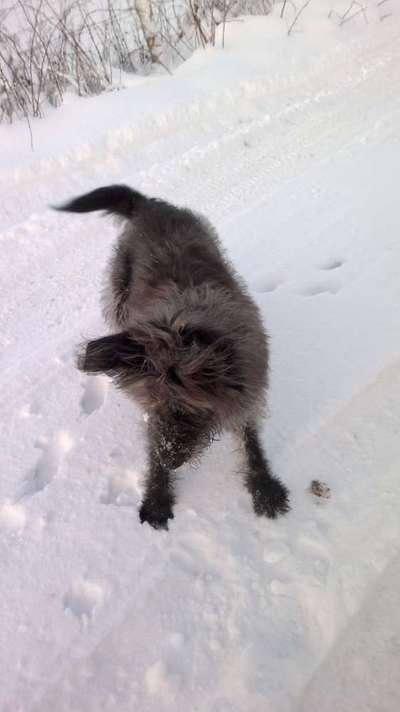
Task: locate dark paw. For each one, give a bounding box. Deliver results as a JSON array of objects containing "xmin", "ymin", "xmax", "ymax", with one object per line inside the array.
[
  {"xmin": 139, "ymin": 498, "xmax": 174, "ymax": 530},
  {"xmin": 252, "ymin": 478, "xmax": 290, "ymax": 519}
]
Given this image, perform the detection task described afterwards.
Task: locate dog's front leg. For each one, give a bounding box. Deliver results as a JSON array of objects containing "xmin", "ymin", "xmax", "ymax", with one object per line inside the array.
[
  {"xmin": 243, "ymin": 424, "xmax": 290, "ymax": 519},
  {"xmin": 139, "ymin": 451, "xmax": 175, "ymax": 530}
]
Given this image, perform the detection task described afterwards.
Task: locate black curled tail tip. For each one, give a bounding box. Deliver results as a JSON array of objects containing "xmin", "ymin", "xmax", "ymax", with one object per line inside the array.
[{"xmin": 52, "ymin": 185, "xmax": 146, "ymax": 218}]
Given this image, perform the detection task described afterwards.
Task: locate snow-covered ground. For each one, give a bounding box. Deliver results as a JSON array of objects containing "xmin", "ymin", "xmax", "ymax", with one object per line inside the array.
[{"xmin": 1, "ymin": 5, "xmax": 400, "ymax": 711}]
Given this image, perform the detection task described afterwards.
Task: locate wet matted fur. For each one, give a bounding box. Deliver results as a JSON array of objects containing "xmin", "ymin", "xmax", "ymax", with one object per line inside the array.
[{"xmin": 56, "ymin": 185, "xmax": 290, "ymax": 529}]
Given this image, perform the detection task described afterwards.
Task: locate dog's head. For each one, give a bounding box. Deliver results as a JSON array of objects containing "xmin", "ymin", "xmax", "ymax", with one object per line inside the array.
[{"xmin": 78, "ymin": 321, "xmax": 246, "ymax": 468}]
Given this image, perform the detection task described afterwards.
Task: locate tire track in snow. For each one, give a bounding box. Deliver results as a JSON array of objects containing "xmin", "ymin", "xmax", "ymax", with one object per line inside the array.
[
  {"xmin": 0, "ymin": 31, "xmax": 398, "ymax": 235},
  {"xmin": 1, "ymin": 37, "xmax": 399, "ymax": 399},
  {"xmin": 1, "ymin": 33, "xmax": 400, "ymax": 496}
]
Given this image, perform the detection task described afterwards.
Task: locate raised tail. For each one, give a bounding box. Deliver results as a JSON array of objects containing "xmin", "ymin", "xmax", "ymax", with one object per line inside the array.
[{"xmin": 53, "ymin": 184, "xmax": 147, "ymax": 219}]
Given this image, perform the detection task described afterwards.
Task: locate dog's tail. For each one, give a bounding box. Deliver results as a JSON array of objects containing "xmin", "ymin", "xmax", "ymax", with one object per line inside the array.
[{"xmin": 54, "ymin": 185, "xmax": 146, "ymax": 219}]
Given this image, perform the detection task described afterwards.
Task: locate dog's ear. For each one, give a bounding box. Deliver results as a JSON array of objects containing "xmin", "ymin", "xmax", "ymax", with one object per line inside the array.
[{"xmin": 77, "ymin": 332, "xmax": 147, "ymax": 375}]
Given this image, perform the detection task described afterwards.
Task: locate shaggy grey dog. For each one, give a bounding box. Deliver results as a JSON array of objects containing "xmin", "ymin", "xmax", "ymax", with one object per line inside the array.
[{"xmin": 56, "ymin": 185, "xmax": 290, "ymax": 529}]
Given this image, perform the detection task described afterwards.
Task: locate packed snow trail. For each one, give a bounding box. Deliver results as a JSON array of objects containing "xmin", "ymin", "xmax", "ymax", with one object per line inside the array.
[
  {"xmin": 299, "ymin": 552, "xmax": 400, "ymax": 712},
  {"xmin": 0, "ymin": 10, "xmax": 399, "ymax": 712},
  {"xmin": 34, "ymin": 358, "xmax": 400, "ymax": 712}
]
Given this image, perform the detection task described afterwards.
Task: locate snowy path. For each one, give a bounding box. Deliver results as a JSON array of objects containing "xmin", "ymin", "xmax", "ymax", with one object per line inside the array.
[
  {"xmin": 299, "ymin": 552, "xmax": 400, "ymax": 712},
  {"xmin": 1, "ymin": 13, "xmax": 399, "ymax": 712}
]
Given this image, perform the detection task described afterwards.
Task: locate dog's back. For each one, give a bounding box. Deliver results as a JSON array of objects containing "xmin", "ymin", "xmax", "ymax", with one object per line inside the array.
[
  {"xmin": 110, "ymin": 196, "xmax": 250, "ymax": 325},
  {"xmin": 128, "ymin": 199, "xmax": 236, "ymax": 289}
]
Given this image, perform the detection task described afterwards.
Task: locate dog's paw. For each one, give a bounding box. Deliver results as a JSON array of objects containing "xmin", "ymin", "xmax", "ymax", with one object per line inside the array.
[
  {"xmin": 139, "ymin": 498, "xmax": 174, "ymax": 530},
  {"xmin": 252, "ymin": 478, "xmax": 290, "ymax": 519}
]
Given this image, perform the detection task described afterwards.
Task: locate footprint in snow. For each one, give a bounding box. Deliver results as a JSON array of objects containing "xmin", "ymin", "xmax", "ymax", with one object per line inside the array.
[
  {"xmin": 263, "ymin": 542, "xmax": 290, "ymax": 564},
  {"xmin": 80, "ymin": 375, "xmax": 109, "ymax": 416},
  {"xmin": 63, "ymin": 579, "xmax": 104, "ymax": 625},
  {"xmin": 258, "ymin": 278, "xmax": 282, "ymax": 294},
  {"xmin": 253, "ymin": 273, "xmax": 285, "ymax": 294},
  {"xmin": 211, "ymin": 701, "xmax": 242, "ymax": 712},
  {"xmin": 145, "ymin": 660, "xmax": 180, "ymax": 698},
  {"xmin": 0, "ymin": 501, "xmax": 26, "ymax": 532},
  {"xmin": 319, "ymin": 257, "xmax": 346, "ymax": 271},
  {"xmin": 169, "ymin": 632, "xmax": 184, "ymax": 649},
  {"xmin": 100, "ymin": 469, "xmax": 142, "ymax": 506},
  {"xmin": 18, "ymin": 401, "xmax": 42, "ymax": 419},
  {"xmin": 298, "ymin": 280, "xmax": 340, "ymax": 297},
  {"xmin": 18, "ymin": 431, "xmax": 74, "ymax": 500}
]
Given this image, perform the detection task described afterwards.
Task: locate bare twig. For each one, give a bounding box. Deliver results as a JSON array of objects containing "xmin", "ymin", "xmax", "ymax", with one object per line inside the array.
[
  {"xmin": 339, "ymin": 2, "xmax": 368, "ymax": 26},
  {"xmin": 287, "ymin": 0, "xmax": 314, "ymax": 35},
  {"xmin": 0, "ymin": 0, "xmax": 278, "ymax": 125},
  {"xmin": 280, "ymin": 0, "xmax": 288, "ymax": 19}
]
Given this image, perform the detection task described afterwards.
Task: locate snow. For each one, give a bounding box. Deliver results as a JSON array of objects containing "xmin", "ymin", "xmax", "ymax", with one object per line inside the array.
[
  {"xmin": 299, "ymin": 552, "xmax": 400, "ymax": 712},
  {"xmin": 1, "ymin": 5, "xmax": 400, "ymax": 711}
]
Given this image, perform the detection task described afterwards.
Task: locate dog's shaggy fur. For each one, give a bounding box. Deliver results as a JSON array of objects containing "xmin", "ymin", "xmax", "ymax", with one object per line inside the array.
[{"xmin": 56, "ymin": 185, "xmax": 290, "ymax": 529}]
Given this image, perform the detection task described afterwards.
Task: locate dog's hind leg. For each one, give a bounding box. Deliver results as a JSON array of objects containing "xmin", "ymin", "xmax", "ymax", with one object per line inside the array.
[
  {"xmin": 242, "ymin": 424, "xmax": 290, "ymax": 519},
  {"xmin": 102, "ymin": 240, "xmax": 134, "ymax": 329},
  {"xmin": 139, "ymin": 452, "xmax": 175, "ymax": 530}
]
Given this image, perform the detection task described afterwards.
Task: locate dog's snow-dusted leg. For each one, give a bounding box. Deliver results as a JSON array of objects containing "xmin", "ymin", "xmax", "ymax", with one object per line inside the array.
[
  {"xmin": 243, "ymin": 424, "xmax": 290, "ymax": 519},
  {"xmin": 139, "ymin": 455, "xmax": 175, "ymax": 530}
]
